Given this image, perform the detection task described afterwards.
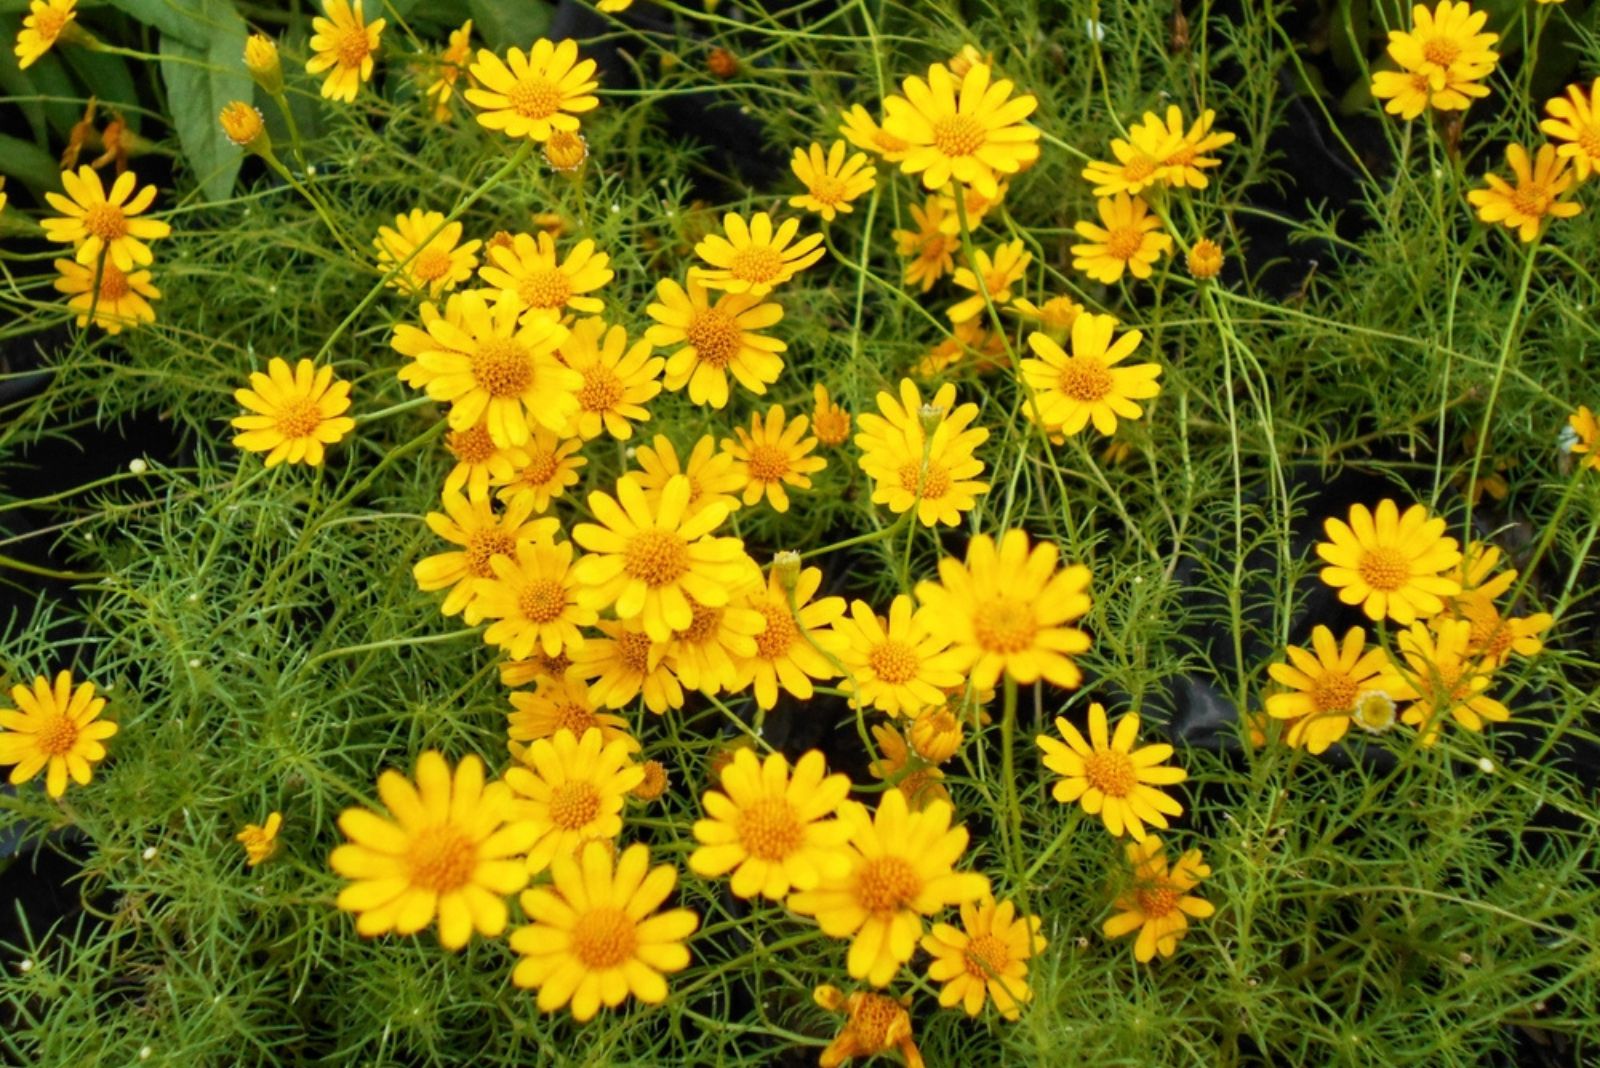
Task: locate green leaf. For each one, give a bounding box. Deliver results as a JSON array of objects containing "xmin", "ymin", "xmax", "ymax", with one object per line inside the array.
[
  {"xmin": 0, "ymin": 132, "xmax": 65, "ymax": 194},
  {"xmin": 103, "ymin": 0, "xmax": 210, "ymax": 47},
  {"xmin": 62, "ymin": 47, "xmax": 142, "ymax": 126},
  {"xmin": 158, "ymin": 0, "xmax": 251, "ymax": 203},
  {"xmin": 466, "ymin": 0, "xmax": 551, "ymax": 49}
]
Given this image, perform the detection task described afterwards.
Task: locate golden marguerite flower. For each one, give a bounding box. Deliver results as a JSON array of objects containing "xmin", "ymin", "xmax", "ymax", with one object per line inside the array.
[
  {"xmin": 645, "ymin": 275, "xmax": 786, "ymax": 409},
  {"xmin": 570, "ymin": 473, "xmax": 751, "ymax": 641},
  {"xmin": 1037, "ymin": 702, "xmax": 1185, "ymax": 841},
  {"xmin": 1541, "ymin": 78, "xmax": 1600, "ymax": 180},
  {"xmin": 935, "ymin": 179, "xmax": 1007, "ymax": 233},
  {"xmin": 1439, "ymin": 543, "xmax": 1553, "ymax": 667},
  {"xmin": 922, "ymin": 895, "xmax": 1045, "ymax": 1020},
  {"xmin": 789, "ymin": 788, "xmax": 990, "ymax": 987},
  {"xmin": 478, "ymin": 230, "xmax": 613, "ymax": 323},
  {"xmin": 1395, "ymin": 619, "xmax": 1508, "ymax": 745},
  {"xmin": 838, "ymin": 103, "xmax": 911, "ymax": 162},
  {"xmin": 14, "ymin": 0, "xmax": 76, "ymax": 70},
  {"xmin": 1566, "ymin": 405, "xmax": 1598, "ymax": 470},
  {"xmin": 1007, "ymin": 295, "xmax": 1083, "ymax": 338},
  {"xmin": 510, "ymin": 841, "xmax": 698, "ymax": 1021},
  {"xmin": 373, "ymin": 209, "xmax": 481, "ymax": 297},
  {"xmin": 1370, "ymin": 0, "xmax": 1498, "ymax": 119},
  {"xmin": 1187, "ymin": 238, "xmax": 1225, "ymax": 280},
  {"xmin": 1316, "ymin": 498, "xmax": 1462, "ymax": 624},
  {"xmin": 443, "ymin": 421, "xmax": 526, "ymax": 500},
  {"xmin": 559, "ymin": 316, "xmax": 663, "ymax": 440},
  {"xmin": 475, "ymin": 538, "xmax": 597, "ymax": 660},
  {"xmin": 1138, "ymin": 106, "xmax": 1236, "ymax": 189},
  {"xmin": 832, "ymin": 595, "xmax": 966, "ymax": 717},
  {"xmin": 1265, "ymin": 626, "xmax": 1413, "ymax": 755},
  {"xmin": 423, "ymin": 19, "xmax": 473, "ymax": 120},
  {"xmin": 1466, "ymin": 143, "xmax": 1582, "ymax": 243},
  {"xmin": 503, "ymin": 727, "xmax": 643, "ymax": 872},
  {"xmin": 692, "ymin": 211, "xmax": 825, "ymax": 297},
  {"xmin": 52, "ymin": 258, "xmax": 160, "ymax": 334},
  {"xmin": 916, "ymin": 321, "xmax": 1008, "ymax": 379},
  {"xmin": 729, "ymin": 564, "xmax": 847, "ymax": 710},
  {"xmin": 570, "ymin": 619, "xmax": 685, "ymax": 714},
  {"xmin": 42, "ymin": 166, "xmax": 171, "ymax": 272},
  {"xmin": 869, "ymin": 722, "xmax": 950, "ymax": 811},
  {"xmin": 1071, "ymin": 193, "xmax": 1172, "ymax": 284},
  {"xmin": 508, "ymin": 676, "xmax": 637, "ymax": 757},
  {"xmin": 330, "ymin": 751, "xmax": 537, "ymax": 950},
  {"xmin": 496, "ymin": 427, "xmax": 586, "ymax": 513},
  {"xmin": 500, "ymin": 649, "xmax": 573, "ymax": 690},
  {"xmin": 893, "ymin": 197, "xmax": 958, "ymax": 292},
  {"xmin": 880, "ymin": 61, "xmax": 1039, "ymax": 198},
  {"xmin": 629, "ymin": 433, "xmax": 745, "ymax": 518},
  {"xmin": 664, "ymin": 590, "xmax": 766, "ymax": 695},
  {"xmin": 814, "ymin": 985, "xmax": 925, "ymax": 1068},
  {"xmin": 721, "ymin": 404, "xmax": 826, "ymax": 513},
  {"xmin": 790, "ymin": 140, "xmax": 877, "ymax": 221},
  {"xmin": 1081, "ymin": 121, "xmax": 1183, "ymax": 197},
  {"xmin": 689, "ymin": 747, "xmax": 853, "ymax": 900},
  {"xmin": 467, "ymin": 38, "xmax": 599, "ymax": 141},
  {"xmin": 947, "ymin": 238, "xmax": 1032, "ymax": 323},
  {"xmin": 811, "ymin": 383, "xmax": 852, "ymax": 447},
  {"xmin": 853, "ymin": 379, "xmax": 990, "ymax": 528},
  {"xmin": 411, "ymin": 489, "xmax": 554, "ymax": 619},
  {"xmin": 908, "ymin": 701, "xmax": 966, "ymax": 764},
  {"xmin": 1103, "ymin": 836, "xmax": 1214, "ymax": 962},
  {"xmin": 231, "ymin": 357, "xmax": 356, "ymax": 467},
  {"xmin": 306, "ymin": 0, "xmax": 385, "ymax": 103},
  {"xmin": 0, "ymin": 670, "xmax": 116, "ymax": 798},
  {"xmin": 1019, "ymin": 315, "xmax": 1162, "ymax": 438},
  {"xmin": 236, "ymin": 812, "xmax": 282, "ymax": 867}
]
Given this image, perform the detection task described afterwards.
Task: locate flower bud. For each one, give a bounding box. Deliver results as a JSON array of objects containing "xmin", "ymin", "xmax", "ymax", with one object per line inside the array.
[
  {"xmin": 771, "ymin": 550, "xmax": 801, "ymax": 592},
  {"xmin": 542, "ymin": 130, "xmax": 588, "ymax": 173},
  {"xmin": 219, "ymin": 101, "xmax": 270, "ymax": 155},
  {"xmin": 1186, "ymin": 238, "xmax": 1224, "ymax": 281},
  {"xmin": 243, "ymin": 34, "xmax": 283, "ymax": 95}
]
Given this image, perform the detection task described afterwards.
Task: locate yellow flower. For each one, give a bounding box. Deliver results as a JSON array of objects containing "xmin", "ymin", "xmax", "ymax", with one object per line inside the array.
[
  {"xmin": 721, "ymin": 404, "xmax": 826, "ymax": 512},
  {"xmin": 880, "ymin": 61, "xmax": 1039, "ymax": 198},
  {"xmin": 443, "ymin": 421, "xmax": 527, "ymax": 500},
  {"xmin": 1316, "ymin": 498, "xmax": 1462, "ymax": 624},
  {"xmin": 542, "ymin": 129, "xmax": 588, "ymax": 172},
  {"xmin": 42, "ymin": 166, "xmax": 172, "ymax": 272},
  {"xmin": 1265, "ymin": 626, "xmax": 1413, "ymax": 754},
  {"xmin": 475, "ymin": 538, "xmax": 597, "ymax": 660},
  {"xmin": 908, "ymin": 699, "xmax": 968, "ymax": 764},
  {"xmin": 14, "ymin": 0, "xmax": 76, "ymax": 70},
  {"xmin": 1568, "ymin": 405, "xmax": 1599, "ymax": 471},
  {"xmin": 373, "ymin": 209, "xmax": 481, "ymax": 297},
  {"xmin": 934, "ymin": 180, "xmax": 1007, "ymax": 234},
  {"xmin": 868, "ymin": 722, "xmax": 950, "ymax": 811},
  {"xmin": 0, "ymin": 670, "xmax": 116, "ymax": 799},
  {"xmin": 853, "ymin": 379, "xmax": 990, "ymax": 528},
  {"xmin": 52, "ymin": 258, "xmax": 160, "ymax": 334},
  {"xmin": 1466, "ymin": 143, "xmax": 1582, "ymax": 243},
  {"xmin": 1019, "ymin": 315, "xmax": 1162, "ymax": 438},
  {"xmin": 507, "ymin": 676, "xmax": 637, "ymax": 758},
  {"xmin": 811, "ymin": 383, "xmax": 852, "ymax": 447},
  {"xmin": 917, "ymin": 529, "xmax": 1091, "ymax": 690},
  {"xmin": 789, "ymin": 789, "xmax": 989, "ymax": 987},
  {"xmin": 1037, "ymin": 702, "xmax": 1185, "ymax": 841},
  {"xmin": 629, "ymin": 432, "xmax": 744, "ymax": 518},
  {"xmin": 728, "ymin": 564, "xmax": 846, "ymax": 710},
  {"xmin": 813, "ymin": 985, "xmax": 925, "ymax": 1068},
  {"xmin": 1541, "ymin": 78, "xmax": 1600, "ymax": 180},
  {"xmin": 1102, "ymin": 836, "xmax": 1214, "ymax": 962},
  {"xmin": 664, "ymin": 591, "xmax": 766, "ymax": 695},
  {"xmin": 832, "ymin": 595, "xmax": 966, "ymax": 717},
  {"xmin": 495, "ymin": 428, "xmax": 586, "ymax": 513},
  {"xmin": 947, "ymin": 238, "xmax": 1031, "ymax": 323},
  {"xmin": 499, "ymin": 649, "xmax": 572, "ymax": 690},
  {"xmin": 1395, "ymin": 619, "xmax": 1509, "ymax": 745},
  {"xmin": 632, "ymin": 759, "xmax": 668, "ymax": 801},
  {"xmin": 330, "ymin": 751, "xmax": 537, "ymax": 950},
  {"xmin": 424, "ymin": 19, "xmax": 473, "ymax": 120},
  {"xmin": 559, "ymin": 316, "xmax": 663, "ymax": 440},
  {"xmin": 1131, "ymin": 106, "xmax": 1236, "ymax": 189},
  {"xmin": 1186, "ymin": 237, "xmax": 1225, "ymax": 280},
  {"xmin": 478, "ymin": 230, "xmax": 613, "ymax": 323},
  {"xmin": 893, "ymin": 197, "xmax": 958, "ymax": 292},
  {"xmin": 570, "ymin": 619, "xmax": 685, "ymax": 714},
  {"xmin": 218, "ymin": 101, "xmax": 268, "ymax": 151},
  {"xmin": 922, "ymin": 895, "xmax": 1044, "ymax": 1020},
  {"xmin": 838, "ymin": 103, "xmax": 911, "ymax": 162},
  {"xmin": 645, "ymin": 275, "xmax": 786, "ymax": 409},
  {"xmin": 790, "ymin": 140, "xmax": 877, "ymax": 221},
  {"xmin": 510, "ymin": 841, "xmax": 698, "ymax": 1021},
  {"xmin": 1071, "ymin": 193, "xmax": 1172, "ymax": 284},
  {"xmin": 230, "ymin": 357, "xmax": 356, "ymax": 467},
  {"xmin": 236, "ymin": 812, "xmax": 283, "ymax": 867},
  {"xmin": 306, "ymin": 0, "xmax": 385, "ymax": 103},
  {"xmin": 1370, "ymin": 1, "xmax": 1498, "ymax": 119},
  {"xmin": 689, "ymin": 748, "xmax": 852, "ymax": 900},
  {"xmin": 692, "ymin": 211, "xmax": 825, "ymax": 297},
  {"xmin": 503, "ymin": 727, "xmax": 643, "ymax": 873},
  {"xmin": 466, "ymin": 38, "xmax": 598, "ymax": 141},
  {"xmin": 411, "ymin": 489, "xmax": 555, "ymax": 619},
  {"xmin": 1440, "ymin": 543, "xmax": 1553, "ymax": 666},
  {"xmin": 1006, "ymin": 295, "xmax": 1083, "ymax": 338},
  {"xmin": 1081, "ymin": 123, "xmax": 1183, "ymax": 197}
]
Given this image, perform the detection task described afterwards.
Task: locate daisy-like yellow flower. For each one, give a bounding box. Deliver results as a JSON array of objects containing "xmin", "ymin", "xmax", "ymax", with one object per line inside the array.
[
  {"xmin": 1541, "ymin": 79, "xmax": 1600, "ymax": 180},
  {"xmin": 559, "ymin": 317, "xmax": 663, "ymax": 440},
  {"xmin": 947, "ymin": 238, "xmax": 1032, "ymax": 323},
  {"xmin": 236, "ymin": 812, "xmax": 283, "ymax": 866},
  {"xmin": 443, "ymin": 422, "xmax": 526, "ymax": 500},
  {"xmin": 570, "ymin": 619, "xmax": 685, "ymax": 714},
  {"xmin": 1316, "ymin": 498, "xmax": 1462, "ymax": 625},
  {"xmin": 1395, "ymin": 619, "xmax": 1509, "ymax": 745},
  {"xmin": 401, "ymin": 290, "xmax": 578, "ymax": 447},
  {"xmin": 790, "ymin": 140, "xmax": 877, "ymax": 221},
  {"xmin": 1007, "ymin": 295, "xmax": 1084, "ymax": 338},
  {"xmin": 869, "ymin": 722, "xmax": 950, "ymax": 811},
  {"xmin": 570, "ymin": 473, "xmax": 750, "ymax": 641},
  {"xmin": 1370, "ymin": 1, "xmax": 1499, "ymax": 119},
  {"xmin": 306, "ymin": 0, "xmax": 385, "ymax": 103},
  {"xmin": 853, "ymin": 379, "xmax": 990, "ymax": 528},
  {"xmin": 496, "ymin": 428, "xmax": 586, "ymax": 513},
  {"xmin": 231, "ymin": 357, "xmax": 356, "ymax": 467},
  {"xmin": 832, "ymin": 595, "xmax": 966, "ymax": 717},
  {"xmin": 0, "ymin": 670, "xmax": 116, "ymax": 799},
  {"xmin": 692, "ymin": 211, "xmax": 825, "ymax": 297},
  {"xmin": 330, "ymin": 751, "xmax": 536, "ymax": 949},
  {"xmin": 510, "ymin": 841, "xmax": 698, "ymax": 1021},
  {"xmin": 373, "ymin": 209, "xmax": 481, "ymax": 298},
  {"xmin": 811, "ymin": 384, "xmax": 852, "ymax": 447},
  {"xmin": 789, "ymin": 788, "xmax": 990, "ymax": 987},
  {"xmin": 1071, "ymin": 193, "xmax": 1172, "ymax": 284},
  {"xmin": 500, "ymin": 649, "xmax": 572, "ymax": 690},
  {"xmin": 42, "ymin": 166, "xmax": 171, "ymax": 272},
  {"xmin": 935, "ymin": 180, "xmax": 1007, "ymax": 234},
  {"xmin": 839, "ymin": 103, "xmax": 912, "ymax": 162},
  {"xmin": 1466, "ymin": 143, "xmax": 1582, "ymax": 243},
  {"xmin": 1037, "ymin": 702, "xmax": 1185, "ymax": 841},
  {"xmin": 1567, "ymin": 405, "xmax": 1599, "ymax": 471},
  {"xmin": 52, "ymin": 259, "xmax": 159, "ymax": 334},
  {"xmin": 629, "ymin": 433, "xmax": 745, "ymax": 518},
  {"xmin": 411, "ymin": 490, "xmax": 553, "ymax": 619},
  {"xmin": 1081, "ymin": 122, "xmax": 1183, "ymax": 198},
  {"xmin": 645, "ymin": 276, "xmax": 786, "ymax": 409},
  {"xmin": 665, "ymin": 591, "xmax": 766, "ymax": 695},
  {"xmin": 1019, "ymin": 315, "xmax": 1162, "ymax": 438},
  {"xmin": 729, "ymin": 563, "xmax": 846, "ymax": 710},
  {"xmin": 1265, "ymin": 626, "xmax": 1413, "ymax": 754},
  {"xmin": 503, "ymin": 727, "xmax": 643, "ymax": 872},
  {"xmin": 908, "ymin": 700, "xmax": 967, "ymax": 764},
  {"xmin": 814, "ymin": 985, "xmax": 925, "ymax": 1068},
  {"xmin": 466, "ymin": 38, "xmax": 598, "ymax": 141},
  {"xmin": 14, "ymin": 0, "xmax": 76, "ymax": 70},
  {"xmin": 424, "ymin": 19, "xmax": 473, "ymax": 120},
  {"xmin": 880, "ymin": 61, "xmax": 1039, "ymax": 198},
  {"xmin": 689, "ymin": 748, "xmax": 852, "ymax": 900},
  {"xmin": 921, "ymin": 895, "xmax": 1044, "ymax": 1020},
  {"xmin": 1135, "ymin": 106, "xmax": 1236, "ymax": 189},
  {"xmin": 475, "ymin": 538, "xmax": 596, "ymax": 660},
  {"xmin": 1441, "ymin": 543, "xmax": 1553, "ymax": 666},
  {"xmin": 508, "ymin": 676, "xmax": 637, "ymax": 758},
  {"xmin": 893, "ymin": 197, "xmax": 958, "ymax": 292},
  {"xmin": 478, "ymin": 231, "xmax": 613, "ymax": 323},
  {"xmin": 1103, "ymin": 836, "xmax": 1214, "ymax": 963},
  {"xmin": 721, "ymin": 404, "xmax": 826, "ymax": 513}
]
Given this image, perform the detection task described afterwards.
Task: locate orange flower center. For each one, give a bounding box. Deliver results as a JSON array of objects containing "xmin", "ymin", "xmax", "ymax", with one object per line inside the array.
[
  {"xmin": 518, "ymin": 577, "xmax": 568, "ymax": 623},
  {"xmin": 685, "ymin": 306, "xmax": 742, "ymax": 367},
  {"xmin": 465, "ymin": 528, "xmax": 516, "ymax": 578},
  {"xmin": 412, "ymin": 247, "xmax": 453, "ymax": 282},
  {"xmin": 623, "ymin": 529, "xmax": 690, "ymax": 587},
  {"xmin": 337, "ymin": 27, "xmax": 373, "ymax": 68},
  {"xmin": 517, "ymin": 267, "xmax": 572, "ymax": 310},
  {"xmin": 1165, "ymin": 144, "xmax": 1197, "ymax": 167},
  {"xmin": 33, "ymin": 9, "xmax": 69, "ymax": 38},
  {"xmin": 446, "ymin": 424, "xmax": 496, "ymax": 464},
  {"xmin": 548, "ymin": 780, "xmax": 601, "ymax": 829},
  {"xmin": 1083, "ymin": 749, "xmax": 1136, "ymax": 798},
  {"xmin": 1104, "ymin": 225, "xmax": 1145, "ymax": 262},
  {"xmin": 633, "ymin": 760, "xmax": 668, "ymax": 800},
  {"xmin": 83, "ymin": 204, "xmax": 129, "ymax": 242},
  {"xmin": 807, "ymin": 173, "xmax": 849, "ymax": 206},
  {"xmin": 962, "ymin": 933, "xmax": 1010, "ymax": 979},
  {"xmin": 1356, "ymin": 546, "xmax": 1411, "ymax": 592},
  {"xmin": 1310, "ymin": 672, "xmax": 1358, "ymax": 715},
  {"xmin": 1136, "ymin": 884, "xmax": 1180, "ymax": 919},
  {"xmin": 37, "ymin": 714, "xmax": 79, "ymax": 757},
  {"xmin": 873, "ymin": 129, "xmax": 909, "ymax": 154},
  {"xmin": 577, "ymin": 365, "xmax": 625, "ymax": 413},
  {"xmin": 551, "ymin": 701, "xmax": 598, "ymax": 736},
  {"xmin": 1458, "ymin": 597, "xmax": 1513, "ymax": 660},
  {"xmin": 1123, "ymin": 155, "xmax": 1158, "ymax": 182},
  {"xmin": 736, "ymin": 796, "xmax": 804, "ymax": 860},
  {"xmin": 471, "ymin": 338, "xmax": 534, "ymax": 397},
  {"xmin": 1056, "ymin": 356, "xmax": 1113, "ymax": 402},
  {"xmin": 729, "ymin": 245, "xmax": 784, "ymax": 285},
  {"xmin": 896, "ymin": 459, "xmax": 952, "ymax": 500},
  {"xmin": 1421, "ymin": 36, "xmax": 1462, "ymax": 68},
  {"xmin": 745, "ymin": 443, "xmax": 791, "ymax": 482},
  {"xmin": 407, "ymin": 824, "xmax": 477, "ymax": 893},
  {"xmin": 867, "ymin": 640, "xmax": 920, "ymax": 684},
  {"xmin": 855, "ymin": 855, "xmax": 921, "ymax": 912},
  {"xmin": 679, "ymin": 598, "xmax": 722, "ymax": 644},
  {"xmin": 971, "ymin": 596, "xmax": 1037, "ymax": 654},
  {"xmin": 571, "ymin": 906, "xmax": 637, "ymax": 969},
  {"xmin": 843, "ymin": 994, "xmax": 903, "ymax": 1051},
  {"xmin": 617, "ymin": 630, "xmax": 654, "ymax": 673},
  {"xmin": 516, "ymin": 448, "xmax": 562, "ymax": 488},
  {"xmin": 753, "ymin": 601, "xmax": 798, "ymax": 659},
  {"xmin": 931, "ymin": 113, "xmax": 986, "ymax": 157},
  {"xmin": 1508, "ymin": 183, "xmax": 1553, "ymax": 220},
  {"xmin": 813, "ymin": 409, "xmax": 850, "ymax": 446},
  {"xmin": 98, "ymin": 264, "xmax": 131, "ymax": 301},
  {"xmin": 508, "ymin": 76, "xmax": 562, "ymax": 119},
  {"xmin": 543, "ymin": 131, "xmax": 587, "ymax": 171},
  {"xmin": 273, "ymin": 397, "xmax": 323, "ymax": 440},
  {"xmin": 1578, "ymin": 128, "xmax": 1600, "ymax": 160}
]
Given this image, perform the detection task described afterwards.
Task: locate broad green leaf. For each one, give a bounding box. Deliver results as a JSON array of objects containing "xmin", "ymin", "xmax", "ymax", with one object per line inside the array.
[
  {"xmin": 0, "ymin": 132, "xmax": 65, "ymax": 195},
  {"xmin": 158, "ymin": 0, "xmax": 251, "ymax": 202},
  {"xmin": 103, "ymin": 0, "xmax": 210, "ymax": 47},
  {"xmin": 62, "ymin": 47, "xmax": 141, "ymax": 126},
  {"xmin": 467, "ymin": 0, "xmax": 551, "ymax": 49}
]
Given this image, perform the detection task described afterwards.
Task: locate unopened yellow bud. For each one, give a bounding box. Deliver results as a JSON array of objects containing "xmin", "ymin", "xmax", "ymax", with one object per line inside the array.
[
  {"xmin": 542, "ymin": 129, "xmax": 588, "ymax": 173},
  {"xmin": 1186, "ymin": 238, "xmax": 1224, "ymax": 281},
  {"xmin": 219, "ymin": 101, "xmax": 269, "ymax": 154},
  {"xmin": 244, "ymin": 34, "xmax": 282, "ymax": 95}
]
